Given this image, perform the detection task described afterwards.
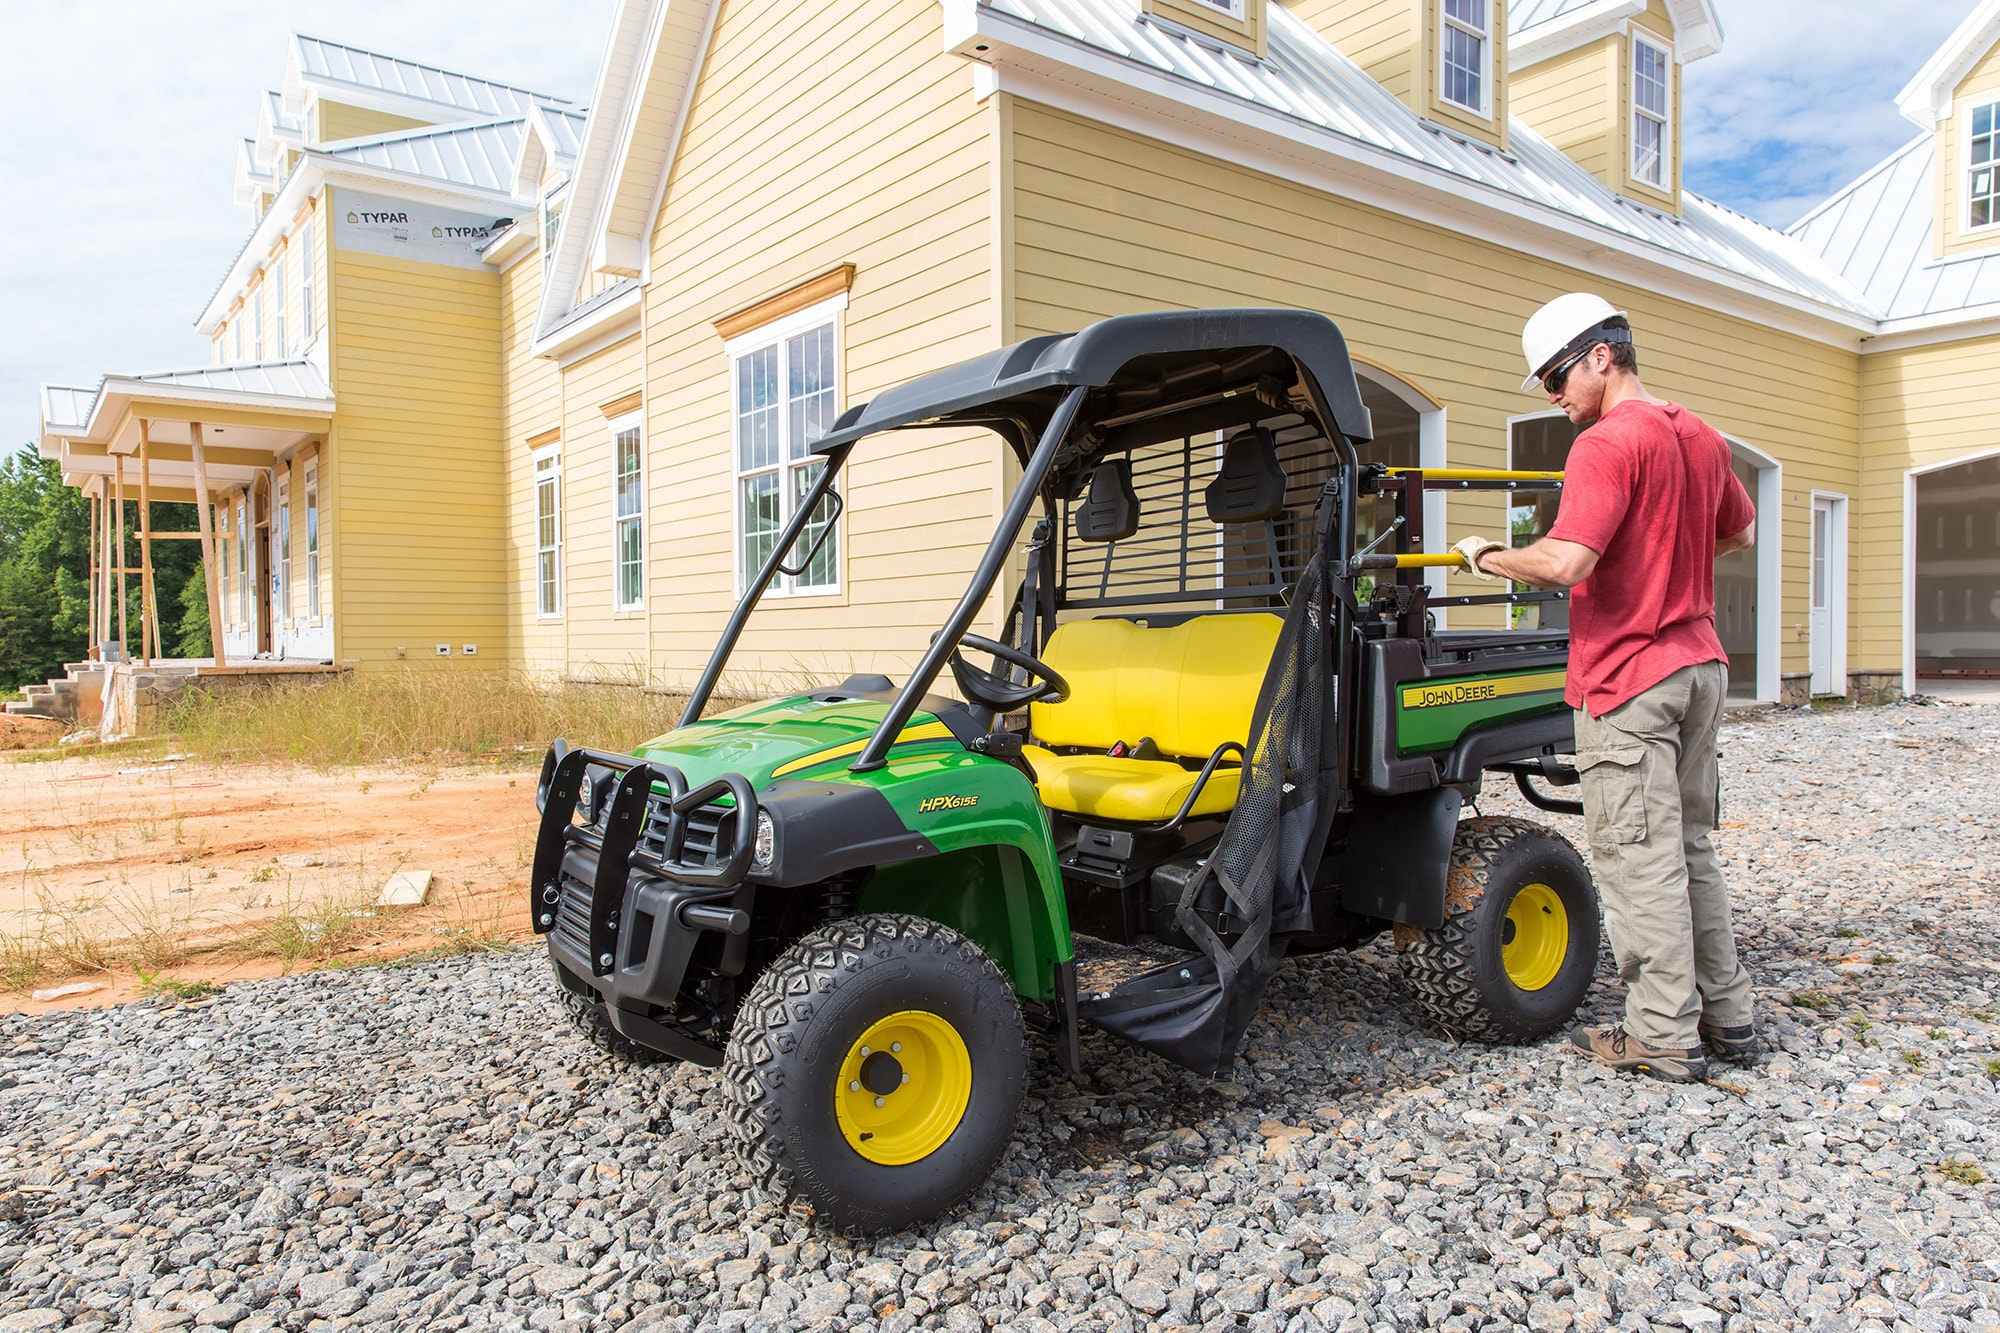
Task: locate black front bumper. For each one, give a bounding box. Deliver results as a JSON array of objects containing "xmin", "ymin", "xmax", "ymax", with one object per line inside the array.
[{"xmin": 532, "ymin": 744, "xmax": 760, "ymax": 1066}]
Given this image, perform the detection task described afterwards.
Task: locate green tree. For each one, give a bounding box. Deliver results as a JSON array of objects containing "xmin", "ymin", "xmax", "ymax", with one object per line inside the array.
[
  {"xmin": 175, "ymin": 562, "xmax": 212, "ymax": 658},
  {"xmin": 0, "ymin": 447, "xmax": 90, "ymax": 689}
]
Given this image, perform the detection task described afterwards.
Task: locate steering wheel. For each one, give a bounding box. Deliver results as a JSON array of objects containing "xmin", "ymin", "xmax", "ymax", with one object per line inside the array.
[{"xmin": 949, "ymin": 633, "xmax": 1072, "ymax": 713}]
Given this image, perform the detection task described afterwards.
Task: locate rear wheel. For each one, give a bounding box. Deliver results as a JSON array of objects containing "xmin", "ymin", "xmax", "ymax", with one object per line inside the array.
[
  {"xmin": 1395, "ymin": 816, "xmax": 1598, "ymax": 1043},
  {"xmin": 724, "ymin": 913, "xmax": 1027, "ymax": 1232}
]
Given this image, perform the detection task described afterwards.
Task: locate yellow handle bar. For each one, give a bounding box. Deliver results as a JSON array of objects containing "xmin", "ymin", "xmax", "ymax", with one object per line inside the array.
[{"xmin": 1386, "ymin": 468, "xmax": 1565, "ymax": 481}]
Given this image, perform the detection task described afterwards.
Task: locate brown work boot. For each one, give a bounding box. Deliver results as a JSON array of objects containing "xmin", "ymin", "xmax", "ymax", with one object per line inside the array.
[
  {"xmin": 1699, "ymin": 1021, "xmax": 1760, "ymax": 1067},
  {"xmin": 1568, "ymin": 1024, "xmax": 1708, "ymax": 1083}
]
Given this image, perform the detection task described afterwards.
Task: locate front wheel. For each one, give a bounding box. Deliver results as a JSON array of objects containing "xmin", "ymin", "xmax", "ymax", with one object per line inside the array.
[
  {"xmin": 723, "ymin": 913, "xmax": 1027, "ymax": 1232},
  {"xmin": 1395, "ymin": 816, "xmax": 1599, "ymax": 1043}
]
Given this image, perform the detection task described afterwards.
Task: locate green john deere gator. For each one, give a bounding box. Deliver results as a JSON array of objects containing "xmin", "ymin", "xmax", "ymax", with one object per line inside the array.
[{"xmin": 531, "ymin": 309, "xmax": 1597, "ymax": 1230}]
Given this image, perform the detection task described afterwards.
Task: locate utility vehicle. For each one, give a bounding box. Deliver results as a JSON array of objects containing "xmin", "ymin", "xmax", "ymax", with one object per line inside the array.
[{"xmin": 531, "ymin": 309, "xmax": 1597, "ymax": 1231}]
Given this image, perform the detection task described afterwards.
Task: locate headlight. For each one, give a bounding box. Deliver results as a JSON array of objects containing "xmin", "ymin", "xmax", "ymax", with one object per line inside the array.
[{"xmin": 752, "ymin": 810, "xmax": 776, "ymax": 871}]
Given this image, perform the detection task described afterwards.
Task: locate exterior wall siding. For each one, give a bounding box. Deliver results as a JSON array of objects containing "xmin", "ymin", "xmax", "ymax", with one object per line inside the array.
[
  {"xmin": 1510, "ymin": 38, "xmax": 1618, "ymax": 185},
  {"xmin": 1008, "ymin": 101, "xmax": 1862, "ymax": 670},
  {"xmin": 499, "ymin": 248, "xmax": 567, "ymax": 673},
  {"xmin": 1291, "ymin": 0, "xmax": 1417, "ymax": 104},
  {"xmin": 315, "ymin": 100, "xmax": 433, "ymax": 144},
  {"xmin": 624, "ymin": 0, "xmax": 998, "ymax": 696},
  {"xmin": 327, "ymin": 198, "xmax": 507, "ymax": 669}
]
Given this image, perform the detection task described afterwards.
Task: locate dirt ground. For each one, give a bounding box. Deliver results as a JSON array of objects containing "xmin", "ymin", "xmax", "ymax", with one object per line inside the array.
[{"xmin": 0, "ymin": 744, "xmax": 542, "ymax": 1014}]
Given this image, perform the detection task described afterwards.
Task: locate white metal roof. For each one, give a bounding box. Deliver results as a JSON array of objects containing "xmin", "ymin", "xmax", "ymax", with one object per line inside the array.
[
  {"xmin": 125, "ymin": 362, "xmax": 333, "ymax": 400},
  {"xmin": 322, "ymin": 119, "xmax": 528, "ymax": 195},
  {"xmin": 1509, "ymin": 0, "xmax": 1599, "ymax": 35},
  {"xmin": 1786, "ymin": 134, "xmax": 2000, "ymax": 325},
  {"xmin": 982, "ymin": 0, "xmax": 1863, "ymax": 315},
  {"xmin": 290, "ymin": 35, "xmax": 570, "ymax": 121},
  {"xmin": 41, "ymin": 386, "xmax": 98, "ymax": 433}
]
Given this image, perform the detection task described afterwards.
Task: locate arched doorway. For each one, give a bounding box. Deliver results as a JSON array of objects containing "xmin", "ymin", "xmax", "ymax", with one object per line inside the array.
[
  {"xmin": 1505, "ymin": 411, "xmax": 1780, "ymax": 702},
  {"xmin": 1352, "ymin": 362, "xmax": 1448, "ymax": 618},
  {"xmin": 1906, "ymin": 448, "xmax": 2000, "ymax": 689}
]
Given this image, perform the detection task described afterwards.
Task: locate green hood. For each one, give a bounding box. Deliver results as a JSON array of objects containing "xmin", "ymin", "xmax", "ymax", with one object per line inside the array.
[{"xmin": 629, "ymin": 695, "xmax": 963, "ymax": 790}]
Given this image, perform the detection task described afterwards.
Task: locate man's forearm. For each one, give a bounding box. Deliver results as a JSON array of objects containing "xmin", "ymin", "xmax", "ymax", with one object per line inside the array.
[
  {"xmin": 1478, "ymin": 537, "xmax": 1598, "ymax": 589},
  {"xmin": 1715, "ymin": 522, "xmax": 1755, "ymax": 557}
]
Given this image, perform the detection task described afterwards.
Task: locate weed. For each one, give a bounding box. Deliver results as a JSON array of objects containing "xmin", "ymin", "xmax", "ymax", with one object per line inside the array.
[
  {"xmin": 1871, "ymin": 954, "xmax": 1898, "ymax": 967},
  {"xmin": 1848, "ymin": 1015, "xmax": 1878, "ymax": 1048},
  {"xmin": 1902, "ymin": 1050, "xmax": 1925, "ymax": 1070},
  {"xmin": 0, "ymin": 934, "xmax": 43, "ymax": 992},
  {"xmin": 1968, "ymin": 1009, "xmax": 1995, "ymax": 1023},
  {"xmin": 1928, "ymin": 1028, "xmax": 1950, "ymax": 1041},
  {"xmin": 1936, "ymin": 1159, "xmax": 1986, "ymax": 1186},
  {"xmin": 250, "ymin": 865, "xmax": 274, "ymax": 883},
  {"xmin": 1790, "ymin": 990, "xmax": 1833, "ymax": 1011},
  {"xmin": 136, "ymin": 971, "xmax": 222, "ymax": 1005},
  {"xmin": 105, "ymin": 892, "xmax": 195, "ymax": 972},
  {"xmin": 1983, "ymin": 1057, "xmax": 2000, "ymax": 1080},
  {"xmin": 1834, "ymin": 925, "xmax": 1860, "ymax": 939}
]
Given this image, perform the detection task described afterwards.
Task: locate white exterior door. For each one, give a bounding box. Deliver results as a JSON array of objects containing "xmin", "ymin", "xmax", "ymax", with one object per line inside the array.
[{"xmin": 1809, "ymin": 494, "xmax": 1845, "ymax": 696}]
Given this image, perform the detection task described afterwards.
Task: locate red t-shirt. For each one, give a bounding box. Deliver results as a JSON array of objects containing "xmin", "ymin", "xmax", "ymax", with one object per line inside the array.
[{"xmin": 1545, "ymin": 400, "xmax": 1756, "ymax": 717}]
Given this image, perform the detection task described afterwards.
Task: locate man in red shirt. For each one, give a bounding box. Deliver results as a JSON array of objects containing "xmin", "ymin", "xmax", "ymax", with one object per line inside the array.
[{"xmin": 1452, "ymin": 294, "xmax": 1758, "ymax": 1083}]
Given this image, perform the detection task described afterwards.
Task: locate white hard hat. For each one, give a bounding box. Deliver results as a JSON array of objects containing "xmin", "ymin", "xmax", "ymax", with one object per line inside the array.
[{"xmin": 1520, "ymin": 293, "xmax": 1629, "ymax": 393}]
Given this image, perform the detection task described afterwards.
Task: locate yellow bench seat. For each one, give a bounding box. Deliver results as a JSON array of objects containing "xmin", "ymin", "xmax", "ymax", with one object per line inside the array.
[{"xmin": 1028, "ymin": 613, "xmax": 1281, "ymax": 823}]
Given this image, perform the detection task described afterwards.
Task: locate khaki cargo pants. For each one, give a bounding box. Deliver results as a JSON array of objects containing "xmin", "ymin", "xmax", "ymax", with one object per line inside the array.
[{"xmin": 1574, "ymin": 660, "xmax": 1754, "ymax": 1049}]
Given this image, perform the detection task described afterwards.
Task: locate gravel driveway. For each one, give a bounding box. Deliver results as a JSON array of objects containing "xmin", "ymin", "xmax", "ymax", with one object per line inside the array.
[{"xmin": 3, "ymin": 702, "xmax": 1996, "ymax": 1333}]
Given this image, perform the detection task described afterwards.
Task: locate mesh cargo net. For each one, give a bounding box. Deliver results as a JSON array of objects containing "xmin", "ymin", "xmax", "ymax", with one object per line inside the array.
[{"xmin": 1076, "ymin": 490, "xmax": 1340, "ymax": 1076}]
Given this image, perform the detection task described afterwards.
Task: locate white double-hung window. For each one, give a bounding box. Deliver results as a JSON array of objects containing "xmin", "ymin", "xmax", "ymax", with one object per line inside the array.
[
  {"xmin": 252, "ymin": 287, "xmax": 265, "ymax": 362},
  {"xmin": 303, "ymin": 457, "xmax": 319, "ymax": 620},
  {"xmin": 1440, "ymin": 0, "xmax": 1489, "ymax": 115},
  {"xmin": 611, "ymin": 414, "xmax": 644, "ymax": 611},
  {"xmin": 534, "ymin": 444, "xmax": 563, "ymax": 618},
  {"xmin": 236, "ymin": 499, "xmax": 250, "ymax": 627},
  {"xmin": 1970, "ymin": 101, "xmax": 2000, "ymax": 229},
  {"xmin": 1631, "ymin": 34, "xmax": 1672, "ymax": 189},
  {"xmin": 730, "ymin": 298, "xmax": 843, "ymax": 595},
  {"xmin": 298, "ymin": 225, "xmax": 316, "ymax": 348}
]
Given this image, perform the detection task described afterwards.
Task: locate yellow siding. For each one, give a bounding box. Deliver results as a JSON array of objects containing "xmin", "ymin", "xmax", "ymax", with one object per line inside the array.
[
  {"xmin": 1010, "ymin": 102, "xmax": 1862, "ymax": 670},
  {"xmin": 1143, "ymin": 0, "xmax": 1265, "ymax": 58},
  {"xmin": 327, "ymin": 218, "xmax": 506, "ymax": 668},
  {"xmin": 1511, "ymin": 37, "xmax": 1617, "ymax": 185},
  {"xmin": 1939, "ymin": 45, "xmax": 2000, "ymax": 257},
  {"xmin": 588, "ymin": 0, "xmax": 1000, "ymax": 696},
  {"xmin": 1855, "ymin": 335, "xmax": 2000, "ymax": 672},
  {"xmin": 1421, "ymin": 0, "xmax": 1509, "ymax": 150},
  {"xmin": 315, "ymin": 100, "xmax": 433, "ymax": 143},
  {"xmin": 556, "ymin": 339, "xmax": 646, "ymax": 680},
  {"xmin": 1292, "ymin": 0, "xmax": 1417, "ymax": 104},
  {"xmin": 499, "ymin": 247, "xmax": 566, "ymax": 671},
  {"xmin": 1617, "ymin": 12, "xmax": 1682, "ymax": 215}
]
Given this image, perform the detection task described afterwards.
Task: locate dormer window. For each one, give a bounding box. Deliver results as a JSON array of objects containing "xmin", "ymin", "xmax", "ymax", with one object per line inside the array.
[
  {"xmin": 1441, "ymin": 0, "xmax": 1490, "ymax": 115},
  {"xmin": 1191, "ymin": 0, "xmax": 1244, "ymax": 14},
  {"xmin": 1631, "ymin": 35, "xmax": 1672, "ymax": 189},
  {"xmin": 1970, "ymin": 102, "xmax": 2000, "ymax": 229}
]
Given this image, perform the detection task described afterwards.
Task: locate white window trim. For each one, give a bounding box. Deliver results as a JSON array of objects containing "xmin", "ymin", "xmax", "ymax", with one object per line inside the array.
[
  {"xmin": 236, "ymin": 498, "xmax": 250, "ymax": 629},
  {"xmin": 252, "ymin": 287, "xmax": 265, "ymax": 362},
  {"xmin": 1438, "ymin": 0, "xmax": 1493, "ymax": 120},
  {"xmin": 274, "ymin": 254, "xmax": 288, "ymax": 363},
  {"xmin": 1189, "ymin": 0, "xmax": 1246, "ymax": 17},
  {"xmin": 1963, "ymin": 97, "xmax": 2000, "ymax": 235},
  {"xmin": 299, "ymin": 222, "xmax": 316, "ymax": 346},
  {"xmin": 1629, "ymin": 31, "xmax": 1674, "ymax": 192},
  {"xmin": 303, "ymin": 456, "xmax": 320, "ymax": 624},
  {"xmin": 274, "ymin": 473, "xmax": 291, "ymax": 628},
  {"xmin": 725, "ymin": 290, "xmax": 849, "ymax": 601},
  {"xmin": 609, "ymin": 411, "xmax": 645, "ymax": 612},
  {"xmin": 534, "ymin": 443, "xmax": 564, "ymax": 620}
]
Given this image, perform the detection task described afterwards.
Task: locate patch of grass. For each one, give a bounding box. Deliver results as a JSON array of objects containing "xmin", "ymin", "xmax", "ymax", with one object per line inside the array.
[
  {"xmin": 1848, "ymin": 1015, "xmax": 1878, "ymax": 1048},
  {"xmin": 1834, "ymin": 926, "xmax": 1861, "ymax": 939},
  {"xmin": 1936, "ymin": 1159, "xmax": 1986, "ymax": 1186},
  {"xmin": 1871, "ymin": 954, "xmax": 1898, "ymax": 967},
  {"xmin": 1983, "ymin": 1057, "xmax": 2000, "ymax": 1080},
  {"xmin": 1967, "ymin": 1009, "xmax": 1994, "ymax": 1023},
  {"xmin": 161, "ymin": 667, "xmax": 699, "ymax": 768},
  {"xmin": 136, "ymin": 971, "xmax": 222, "ymax": 1005},
  {"xmin": 1902, "ymin": 1050, "xmax": 1926, "ymax": 1071},
  {"xmin": 1928, "ymin": 1028, "xmax": 1950, "ymax": 1041},
  {"xmin": 0, "ymin": 934, "xmax": 44, "ymax": 992},
  {"xmin": 104, "ymin": 892, "xmax": 195, "ymax": 972},
  {"xmin": 1790, "ymin": 990, "xmax": 1834, "ymax": 1011}
]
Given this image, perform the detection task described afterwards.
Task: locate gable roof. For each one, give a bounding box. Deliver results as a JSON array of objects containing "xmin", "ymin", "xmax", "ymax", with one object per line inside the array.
[
  {"xmin": 1787, "ymin": 134, "xmax": 2000, "ymax": 329},
  {"xmin": 322, "ymin": 118, "xmax": 528, "ymax": 195},
  {"xmin": 1897, "ymin": 0, "xmax": 2000, "ymax": 126},
  {"xmin": 969, "ymin": 0, "xmax": 1863, "ymax": 320},
  {"xmin": 285, "ymin": 33, "xmax": 572, "ymax": 124},
  {"xmin": 511, "ymin": 103, "xmax": 591, "ymax": 200},
  {"xmin": 1509, "ymin": 0, "xmax": 1723, "ymax": 67}
]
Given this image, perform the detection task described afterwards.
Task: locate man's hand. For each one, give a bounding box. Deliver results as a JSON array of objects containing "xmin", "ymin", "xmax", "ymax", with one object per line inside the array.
[{"xmin": 1451, "ymin": 535, "xmax": 1506, "ymax": 580}]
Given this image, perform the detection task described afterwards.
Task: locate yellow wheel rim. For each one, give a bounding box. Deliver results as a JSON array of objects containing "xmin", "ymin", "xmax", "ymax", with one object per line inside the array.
[
  {"xmin": 1503, "ymin": 883, "xmax": 1569, "ymax": 992},
  {"xmin": 833, "ymin": 1009, "xmax": 972, "ymax": 1166}
]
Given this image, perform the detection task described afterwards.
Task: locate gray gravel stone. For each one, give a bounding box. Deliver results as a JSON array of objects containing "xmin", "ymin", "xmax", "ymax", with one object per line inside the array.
[{"xmin": 1, "ymin": 703, "xmax": 1996, "ymax": 1333}]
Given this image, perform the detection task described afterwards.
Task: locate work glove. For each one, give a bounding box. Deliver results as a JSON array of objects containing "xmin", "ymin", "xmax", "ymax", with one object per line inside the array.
[{"xmin": 1451, "ymin": 535, "xmax": 1505, "ymax": 580}]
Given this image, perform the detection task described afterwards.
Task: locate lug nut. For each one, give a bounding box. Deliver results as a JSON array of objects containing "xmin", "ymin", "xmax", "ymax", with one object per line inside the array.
[
  {"xmin": 874, "ymin": 1096, "xmax": 885, "ymax": 1108},
  {"xmin": 891, "ymin": 1042, "xmax": 901, "ymax": 1053},
  {"xmin": 902, "ymin": 1073, "xmax": 911, "ymax": 1083},
  {"xmin": 849, "ymin": 1081, "xmax": 861, "ymax": 1092},
  {"xmin": 860, "ymin": 1046, "xmax": 870, "ymax": 1056}
]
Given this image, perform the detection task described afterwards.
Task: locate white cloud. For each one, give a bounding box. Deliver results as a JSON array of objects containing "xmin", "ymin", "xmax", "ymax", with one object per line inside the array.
[
  {"xmin": 0, "ymin": 1, "xmax": 613, "ymax": 450},
  {"xmin": 1682, "ymin": 0, "xmax": 1967, "ymax": 228}
]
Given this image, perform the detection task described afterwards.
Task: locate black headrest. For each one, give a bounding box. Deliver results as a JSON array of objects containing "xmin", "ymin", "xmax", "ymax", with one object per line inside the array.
[
  {"xmin": 1205, "ymin": 428, "xmax": 1288, "ymax": 524},
  {"xmin": 1074, "ymin": 459, "xmax": 1140, "ymax": 542}
]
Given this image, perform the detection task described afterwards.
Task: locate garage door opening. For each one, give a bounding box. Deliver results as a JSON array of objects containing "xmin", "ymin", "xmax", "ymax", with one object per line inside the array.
[{"xmin": 1910, "ymin": 451, "xmax": 2000, "ymax": 681}]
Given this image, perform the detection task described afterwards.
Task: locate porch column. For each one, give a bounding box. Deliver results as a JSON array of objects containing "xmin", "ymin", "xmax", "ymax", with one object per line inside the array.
[
  {"xmin": 113, "ymin": 454, "xmax": 128, "ymax": 656},
  {"xmin": 86, "ymin": 494, "xmax": 99, "ymax": 658},
  {"xmin": 138, "ymin": 422, "xmax": 159, "ymax": 664},
  {"xmin": 189, "ymin": 422, "xmax": 228, "ymax": 668}
]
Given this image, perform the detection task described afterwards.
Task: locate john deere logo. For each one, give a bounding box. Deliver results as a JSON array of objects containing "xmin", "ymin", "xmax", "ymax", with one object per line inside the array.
[
  {"xmin": 1401, "ymin": 670, "xmax": 1566, "ymax": 711},
  {"xmin": 918, "ymin": 794, "xmax": 979, "ymax": 813}
]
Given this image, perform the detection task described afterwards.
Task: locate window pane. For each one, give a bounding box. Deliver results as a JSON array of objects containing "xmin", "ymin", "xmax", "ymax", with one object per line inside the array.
[
  {"xmin": 1979, "ymin": 104, "xmax": 1994, "ymax": 137},
  {"xmin": 786, "ymin": 324, "xmax": 837, "ymax": 460},
  {"xmin": 789, "ymin": 461, "xmax": 837, "ymax": 589},
  {"xmin": 740, "ymin": 472, "xmax": 782, "ymax": 584},
  {"xmin": 1634, "ymin": 117, "xmax": 1663, "ymax": 185},
  {"xmin": 1442, "ymin": 26, "xmax": 1483, "ymax": 110},
  {"xmin": 539, "ymin": 551, "xmax": 557, "ymax": 616},
  {"xmin": 737, "ymin": 346, "xmax": 780, "ymax": 472},
  {"xmin": 1975, "ymin": 198, "xmax": 1992, "ymax": 228},
  {"xmin": 617, "ymin": 517, "xmax": 643, "ymax": 607},
  {"xmin": 615, "ymin": 427, "xmax": 643, "ymax": 518},
  {"xmin": 1444, "ymin": 0, "xmax": 1484, "ymax": 28},
  {"xmin": 1633, "ymin": 41, "xmax": 1668, "ymax": 118}
]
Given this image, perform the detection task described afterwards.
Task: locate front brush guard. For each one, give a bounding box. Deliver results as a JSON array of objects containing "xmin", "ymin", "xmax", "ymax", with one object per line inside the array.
[{"xmin": 531, "ymin": 741, "xmax": 760, "ymax": 978}]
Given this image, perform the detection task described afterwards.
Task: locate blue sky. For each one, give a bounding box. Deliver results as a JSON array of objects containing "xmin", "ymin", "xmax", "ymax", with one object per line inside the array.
[{"xmin": 0, "ymin": 1, "xmax": 1981, "ymax": 451}]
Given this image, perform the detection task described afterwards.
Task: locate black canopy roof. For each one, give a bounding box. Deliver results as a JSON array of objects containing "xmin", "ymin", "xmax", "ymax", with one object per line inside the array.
[{"xmin": 810, "ymin": 308, "xmax": 1374, "ymax": 461}]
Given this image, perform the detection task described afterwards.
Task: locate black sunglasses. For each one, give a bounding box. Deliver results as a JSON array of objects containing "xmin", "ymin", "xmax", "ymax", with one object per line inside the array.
[{"xmin": 1539, "ymin": 343, "xmax": 1595, "ymax": 397}]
